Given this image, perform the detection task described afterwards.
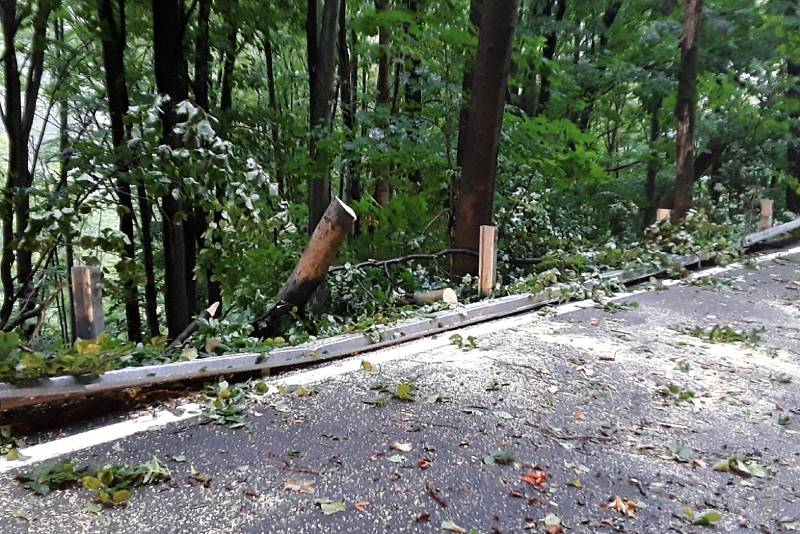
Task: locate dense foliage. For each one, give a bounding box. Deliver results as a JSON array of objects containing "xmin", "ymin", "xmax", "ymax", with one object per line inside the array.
[{"xmin": 0, "ymin": 0, "xmax": 798, "ymax": 379}]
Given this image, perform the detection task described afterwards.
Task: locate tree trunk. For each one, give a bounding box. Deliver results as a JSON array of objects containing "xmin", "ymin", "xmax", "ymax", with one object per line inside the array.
[
  {"xmin": 307, "ymin": 0, "xmax": 341, "ymax": 234},
  {"xmin": 337, "ymin": 0, "xmax": 360, "ymax": 223},
  {"xmin": 137, "ymin": 184, "xmax": 159, "ymax": 338},
  {"xmin": 451, "ymin": 0, "xmax": 519, "ymax": 276},
  {"xmin": 643, "ymin": 97, "xmax": 661, "ymax": 227},
  {"xmin": 55, "ymin": 19, "xmax": 76, "ymax": 341},
  {"xmin": 193, "ymin": 0, "xmax": 212, "ymax": 111},
  {"xmin": 253, "ymin": 198, "xmax": 356, "ymax": 336},
  {"xmin": 455, "ymin": 0, "xmax": 482, "ymax": 170},
  {"xmin": 672, "ymin": 0, "xmax": 703, "ymax": 223},
  {"xmin": 0, "ymin": 0, "xmax": 54, "ymax": 327},
  {"xmin": 786, "ymin": 3, "xmax": 800, "ymax": 213},
  {"xmin": 152, "ymin": 0, "xmax": 191, "ymax": 339},
  {"xmin": 535, "ymin": 0, "xmax": 566, "ymax": 116},
  {"xmin": 372, "ymin": 0, "xmax": 392, "ymax": 207},
  {"xmin": 451, "ymin": 0, "xmax": 482, "ymax": 241},
  {"xmin": 219, "ymin": 26, "xmax": 238, "ymax": 114},
  {"xmin": 99, "ymin": 0, "xmax": 142, "ymax": 341}
]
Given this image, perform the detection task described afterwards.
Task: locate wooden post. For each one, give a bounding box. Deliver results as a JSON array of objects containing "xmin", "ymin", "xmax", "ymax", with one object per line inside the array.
[
  {"xmin": 656, "ymin": 209, "xmax": 672, "ymax": 222},
  {"xmin": 70, "ymin": 266, "xmax": 105, "ymax": 340},
  {"xmin": 478, "ymin": 225, "xmax": 497, "ymax": 298},
  {"xmin": 758, "ymin": 198, "xmax": 773, "ymax": 230},
  {"xmin": 253, "ymin": 198, "xmax": 356, "ymax": 336}
]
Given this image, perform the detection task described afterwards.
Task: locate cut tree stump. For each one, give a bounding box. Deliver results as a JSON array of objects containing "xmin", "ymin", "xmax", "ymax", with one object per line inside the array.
[
  {"xmin": 71, "ymin": 266, "xmax": 105, "ymax": 340},
  {"xmin": 758, "ymin": 199, "xmax": 773, "ymax": 230},
  {"xmin": 478, "ymin": 225, "xmax": 497, "ymax": 297},
  {"xmin": 413, "ymin": 288, "xmax": 458, "ymax": 305},
  {"xmin": 656, "ymin": 209, "xmax": 672, "ymax": 222},
  {"xmin": 253, "ymin": 198, "xmax": 356, "ymax": 335}
]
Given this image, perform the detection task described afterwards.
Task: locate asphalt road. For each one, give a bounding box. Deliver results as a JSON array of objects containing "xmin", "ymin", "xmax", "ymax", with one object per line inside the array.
[{"xmin": 1, "ymin": 250, "xmax": 800, "ymax": 533}]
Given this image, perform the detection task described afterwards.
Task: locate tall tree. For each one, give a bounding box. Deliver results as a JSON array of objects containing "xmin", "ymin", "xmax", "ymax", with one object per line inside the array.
[
  {"xmin": 0, "ymin": 0, "xmax": 56, "ymax": 326},
  {"xmin": 452, "ymin": 0, "xmax": 519, "ymax": 276},
  {"xmin": 643, "ymin": 96, "xmax": 662, "ymax": 226},
  {"xmin": 672, "ymin": 0, "xmax": 703, "ymax": 222},
  {"xmin": 307, "ymin": 0, "xmax": 341, "ymax": 233},
  {"xmin": 373, "ymin": 0, "xmax": 392, "ymax": 207},
  {"xmin": 98, "ymin": 0, "xmax": 142, "ymax": 341},
  {"xmin": 536, "ymin": 0, "xmax": 566, "ymax": 115},
  {"xmin": 337, "ymin": 0, "xmax": 359, "ymax": 213},
  {"xmin": 152, "ymin": 0, "xmax": 192, "ymax": 338}
]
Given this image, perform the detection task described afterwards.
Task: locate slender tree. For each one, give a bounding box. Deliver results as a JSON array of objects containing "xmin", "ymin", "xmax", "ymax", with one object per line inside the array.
[
  {"xmin": 0, "ymin": 0, "xmax": 56, "ymax": 326},
  {"xmin": 98, "ymin": 0, "xmax": 142, "ymax": 341},
  {"xmin": 643, "ymin": 96, "xmax": 662, "ymax": 226},
  {"xmin": 307, "ymin": 0, "xmax": 341, "ymax": 233},
  {"xmin": 152, "ymin": 0, "xmax": 192, "ymax": 338},
  {"xmin": 672, "ymin": 0, "xmax": 703, "ymax": 222},
  {"xmin": 452, "ymin": 0, "xmax": 520, "ymax": 276},
  {"xmin": 789, "ymin": 56, "xmax": 800, "ymax": 212},
  {"xmin": 373, "ymin": 0, "xmax": 392, "ymax": 207}
]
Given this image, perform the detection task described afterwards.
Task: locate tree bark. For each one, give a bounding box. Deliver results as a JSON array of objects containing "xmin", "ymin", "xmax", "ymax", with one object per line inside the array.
[
  {"xmin": 337, "ymin": 0, "xmax": 360, "ymax": 220},
  {"xmin": 451, "ymin": 0, "xmax": 519, "ymax": 276},
  {"xmin": 643, "ymin": 97, "xmax": 661, "ymax": 227},
  {"xmin": 99, "ymin": 0, "xmax": 142, "ymax": 341},
  {"xmin": 786, "ymin": 3, "xmax": 800, "ymax": 213},
  {"xmin": 137, "ymin": 184, "xmax": 159, "ymax": 338},
  {"xmin": 455, "ymin": 0, "xmax": 482, "ymax": 170},
  {"xmin": 535, "ymin": 0, "xmax": 566, "ymax": 116},
  {"xmin": 152, "ymin": 0, "xmax": 191, "ymax": 339},
  {"xmin": 672, "ymin": 0, "xmax": 703, "ymax": 223},
  {"xmin": 307, "ymin": 0, "xmax": 341, "ymax": 234},
  {"xmin": 253, "ymin": 198, "xmax": 356, "ymax": 336},
  {"xmin": 219, "ymin": 25, "xmax": 238, "ymax": 114},
  {"xmin": 193, "ymin": 0, "xmax": 212, "ymax": 111},
  {"xmin": 0, "ymin": 0, "xmax": 55, "ymax": 327},
  {"xmin": 789, "ymin": 56, "xmax": 800, "ymax": 211}
]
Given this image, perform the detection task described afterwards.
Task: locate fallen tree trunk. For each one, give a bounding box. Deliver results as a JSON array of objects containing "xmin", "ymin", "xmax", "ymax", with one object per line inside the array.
[
  {"xmin": 253, "ymin": 197, "xmax": 356, "ymax": 336},
  {"xmin": 412, "ymin": 287, "xmax": 458, "ymax": 305}
]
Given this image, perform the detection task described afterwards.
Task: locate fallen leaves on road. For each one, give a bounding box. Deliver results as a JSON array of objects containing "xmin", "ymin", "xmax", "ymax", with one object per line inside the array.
[
  {"xmin": 521, "ymin": 469, "xmax": 549, "ymax": 488},
  {"xmin": 712, "ymin": 456, "xmax": 768, "ymax": 478},
  {"xmin": 427, "ymin": 483, "xmax": 449, "ymax": 508},
  {"xmin": 390, "ymin": 442, "xmax": 412, "ymax": 452},
  {"xmin": 283, "ymin": 477, "xmax": 315, "ymax": 495},
  {"xmin": 315, "ymin": 498, "xmax": 346, "ymax": 515},
  {"xmin": 607, "ymin": 496, "xmax": 637, "ymax": 518},
  {"xmin": 441, "ymin": 520, "xmax": 466, "ymax": 533},
  {"xmin": 354, "ymin": 501, "xmax": 369, "ymax": 512}
]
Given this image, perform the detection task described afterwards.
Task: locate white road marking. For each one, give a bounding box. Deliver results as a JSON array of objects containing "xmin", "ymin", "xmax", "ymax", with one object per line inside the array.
[
  {"xmin": 3, "ymin": 243, "xmax": 798, "ymax": 472},
  {"xmin": 0, "ymin": 403, "xmax": 202, "ymax": 474}
]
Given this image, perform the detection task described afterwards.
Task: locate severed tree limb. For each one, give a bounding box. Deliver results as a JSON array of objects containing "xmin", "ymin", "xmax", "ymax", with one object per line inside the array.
[
  {"xmin": 328, "ymin": 249, "xmax": 540, "ymax": 273},
  {"xmin": 166, "ymin": 301, "xmax": 220, "ymax": 352},
  {"xmin": 329, "ymin": 248, "xmax": 478, "ymax": 273}
]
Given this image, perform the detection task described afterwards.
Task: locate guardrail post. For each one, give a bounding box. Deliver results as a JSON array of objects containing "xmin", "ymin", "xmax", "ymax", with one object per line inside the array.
[
  {"xmin": 758, "ymin": 199, "xmax": 773, "ymax": 230},
  {"xmin": 478, "ymin": 225, "xmax": 497, "ymax": 297},
  {"xmin": 70, "ymin": 266, "xmax": 105, "ymax": 340}
]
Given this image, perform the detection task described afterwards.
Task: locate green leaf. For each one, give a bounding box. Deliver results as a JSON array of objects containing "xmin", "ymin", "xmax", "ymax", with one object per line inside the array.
[
  {"xmin": 319, "ymin": 501, "xmax": 346, "ymax": 515},
  {"xmin": 693, "ymin": 511, "xmax": 722, "ymax": 526},
  {"xmin": 111, "ymin": 489, "xmax": 132, "ymax": 505},
  {"xmin": 395, "ymin": 382, "xmax": 416, "ymax": 401}
]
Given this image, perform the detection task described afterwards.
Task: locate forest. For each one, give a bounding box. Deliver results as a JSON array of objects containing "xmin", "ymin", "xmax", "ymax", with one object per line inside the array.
[{"xmin": 0, "ymin": 0, "xmax": 798, "ymax": 381}]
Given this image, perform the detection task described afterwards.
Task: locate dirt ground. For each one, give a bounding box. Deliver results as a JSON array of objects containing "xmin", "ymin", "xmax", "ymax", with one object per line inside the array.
[{"xmin": 1, "ymin": 249, "xmax": 800, "ymax": 533}]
